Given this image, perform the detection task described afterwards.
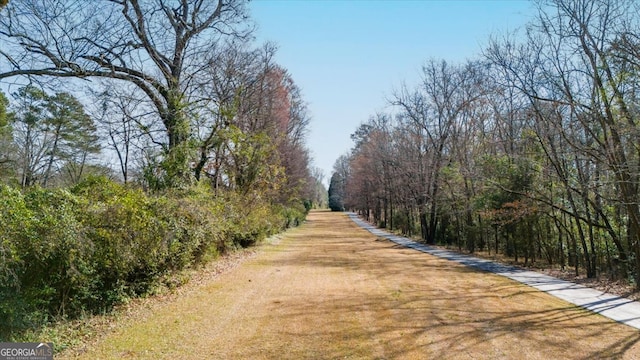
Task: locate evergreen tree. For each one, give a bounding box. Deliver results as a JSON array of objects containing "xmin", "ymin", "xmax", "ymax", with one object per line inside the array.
[
  {"xmin": 0, "ymin": 90, "xmax": 16, "ymax": 183},
  {"xmin": 10, "ymin": 86, "xmax": 100, "ymax": 187},
  {"xmin": 328, "ymin": 172, "xmax": 345, "ymax": 212}
]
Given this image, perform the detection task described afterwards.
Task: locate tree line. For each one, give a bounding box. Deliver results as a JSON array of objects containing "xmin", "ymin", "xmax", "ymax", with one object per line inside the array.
[
  {"xmin": 0, "ymin": 0, "xmax": 325, "ymax": 338},
  {"xmin": 0, "ymin": 0, "xmax": 325, "ymax": 196},
  {"xmin": 330, "ymin": 0, "xmax": 640, "ymax": 287}
]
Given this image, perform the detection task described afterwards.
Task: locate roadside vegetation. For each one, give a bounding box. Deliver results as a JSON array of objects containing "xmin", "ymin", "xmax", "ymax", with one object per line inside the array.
[
  {"xmin": 0, "ymin": 0, "xmax": 327, "ymax": 342},
  {"xmin": 61, "ymin": 211, "xmax": 640, "ymax": 359},
  {"xmin": 329, "ymin": 0, "xmax": 640, "ymax": 291},
  {"xmin": 0, "ymin": 177, "xmax": 311, "ymax": 342}
]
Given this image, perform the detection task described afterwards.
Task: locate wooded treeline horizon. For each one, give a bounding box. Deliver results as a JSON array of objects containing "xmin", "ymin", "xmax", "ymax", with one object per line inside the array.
[
  {"xmin": 329, "ymin": 0, "xmax": 640, "ymax": 287},
  {"xmin": 0, "ymin": 0, "xmax": 327, "ymax": 338},
  {"xmin": 0, "ymin": 0, "xmax": 327, "ymax": 199}
]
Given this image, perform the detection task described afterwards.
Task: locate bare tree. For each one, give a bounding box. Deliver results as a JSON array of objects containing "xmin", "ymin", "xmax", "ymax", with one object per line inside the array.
[
  {"xmin": 0, "ymin": 0, "xmax": 250, "ymax": 187},
  {"xmin": 393, "ymin": 60, "xmax": 482, "ymax": 244},
  {"xmin": 89, "ymin": 82, "xmax": 153, "ymax": 184},
  {"xmin": 485, "ymin": 0, "xmax": 640, "ymax": 280}
]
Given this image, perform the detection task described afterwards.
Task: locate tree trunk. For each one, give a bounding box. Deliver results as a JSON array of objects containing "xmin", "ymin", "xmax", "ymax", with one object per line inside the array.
[
  {"xmin": 419, "ymin": 209, "xmax": 429, "ymax": 243},
  {"xmin": 159, "ymin": 96, "xmax": 193, "ymax": 188}
]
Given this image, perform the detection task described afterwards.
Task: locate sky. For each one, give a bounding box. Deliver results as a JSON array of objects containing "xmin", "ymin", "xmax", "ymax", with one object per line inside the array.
[{"xmin": 249, "ymin": 0, "xmax": 536, "ymax": 185}]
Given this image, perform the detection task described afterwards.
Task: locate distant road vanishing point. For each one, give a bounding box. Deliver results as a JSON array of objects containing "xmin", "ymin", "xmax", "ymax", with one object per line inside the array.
[{"xmin": 64, "ymin": 211, "xmax": 640, "ymax": 359}]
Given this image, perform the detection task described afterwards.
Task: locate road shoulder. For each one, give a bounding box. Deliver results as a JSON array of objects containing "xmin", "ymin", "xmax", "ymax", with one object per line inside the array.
[{"xmin": 348, "ymin": 212, "xmax": 640, "ymax": 330}]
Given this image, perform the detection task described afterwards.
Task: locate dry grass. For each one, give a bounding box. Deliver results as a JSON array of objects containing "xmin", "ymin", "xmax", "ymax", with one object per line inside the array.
[
  {"xmin": 59, "ymin": 210, "xmax": 640, "ymax": 359},
  {"xmin": 433, "ymin": 243, "xmax": 640, "ymax": 302}
]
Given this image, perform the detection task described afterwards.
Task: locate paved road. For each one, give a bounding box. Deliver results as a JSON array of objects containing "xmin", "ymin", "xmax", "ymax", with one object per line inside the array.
[{"xmin": 349, "ymin": 213, "xmax": 640, "ymax": 330}]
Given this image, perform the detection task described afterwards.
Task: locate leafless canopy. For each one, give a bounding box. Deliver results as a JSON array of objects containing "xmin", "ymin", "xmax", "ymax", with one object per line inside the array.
[{"xmin": 0, "ymin": 0, "xmax": 249, "ymax": 147}]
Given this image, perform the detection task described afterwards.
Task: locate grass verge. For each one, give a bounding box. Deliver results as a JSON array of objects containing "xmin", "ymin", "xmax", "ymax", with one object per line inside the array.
[{"xmin": 58, "ymin": 211, "xmax": 640, "ymax": 359}]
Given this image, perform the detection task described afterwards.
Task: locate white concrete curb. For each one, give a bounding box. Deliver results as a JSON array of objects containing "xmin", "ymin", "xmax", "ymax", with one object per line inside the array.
[{"xmin": 348, "ymin": 213, "xmax": 640, "ymax": 330}]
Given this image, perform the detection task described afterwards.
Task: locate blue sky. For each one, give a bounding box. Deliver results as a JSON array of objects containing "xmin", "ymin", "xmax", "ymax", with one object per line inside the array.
[{"xmin": 249, "ymin": 0, "xmax": 535, "ymax": 185}]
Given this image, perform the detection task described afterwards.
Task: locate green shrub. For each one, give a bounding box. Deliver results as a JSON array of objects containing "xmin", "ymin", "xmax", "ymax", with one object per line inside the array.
[
  {"xmin": 22, "ymin": 188, "xmax": 97, "ymax": 318},
  {"xmin": 0, "ymin": 185, "xmax": 34, "ymax": 333},
  {"xmin": 154, "ymin": 196, "xmax": 221, "ymax": 269},
  {"xmin": 72, "ymin": 176, "xmax": 169, "ymax": 302},
  {"xmin": 279, "ymin": 202, "xmax": 308, "ymax": 229},
  {"xmin": 0, "ymin": 186, "xmax": 97, "ymax": 335},
  {"xmin": 219, "ymin": 191, "xmax": 279, "ymax": 248},
  {"xmin": 1, "ymin": 176, "xmax": 309, "ymax": 340}
]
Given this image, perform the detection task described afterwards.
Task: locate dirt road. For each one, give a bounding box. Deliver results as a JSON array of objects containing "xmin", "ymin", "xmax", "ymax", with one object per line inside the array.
[{"xmin": 65, "ymin": 211, "xmax": 640, "ymax": 359}]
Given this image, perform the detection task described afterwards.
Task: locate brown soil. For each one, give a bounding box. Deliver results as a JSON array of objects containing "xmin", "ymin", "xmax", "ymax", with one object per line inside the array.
[{"xmin": 60, "ymin": 210, "xmax": 640, "ymax": 359}]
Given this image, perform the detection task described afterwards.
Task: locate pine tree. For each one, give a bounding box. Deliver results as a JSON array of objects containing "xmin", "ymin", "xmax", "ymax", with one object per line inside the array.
[{"xmin": 328, "ymin": 172, "xmax": 345, "ymax": 212}]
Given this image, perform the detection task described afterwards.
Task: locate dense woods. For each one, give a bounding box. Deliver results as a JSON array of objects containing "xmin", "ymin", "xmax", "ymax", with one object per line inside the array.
[
  {"xmin": 0, "ymin": 0, "xmax": 324, "ymax": 338},
  {"xmin": 334, "ymin": 0, "xmax": 640, "ymax": 287}
]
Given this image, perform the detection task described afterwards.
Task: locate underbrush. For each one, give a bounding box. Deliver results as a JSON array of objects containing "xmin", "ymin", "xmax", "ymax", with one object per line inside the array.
[
  {"xmin": 0, "ymin": 177, "xmax": 307, "ymax": 341},
  {"xmin": 375, "ymin": 218, "xmax": 640, "ymax": 300}
]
